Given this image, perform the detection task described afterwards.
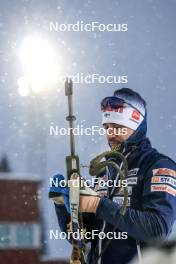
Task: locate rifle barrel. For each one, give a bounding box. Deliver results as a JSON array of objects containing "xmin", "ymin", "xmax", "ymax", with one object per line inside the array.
[{"xmin": 65, "ymin": 78, "xmax": 76, "ymax": 156}]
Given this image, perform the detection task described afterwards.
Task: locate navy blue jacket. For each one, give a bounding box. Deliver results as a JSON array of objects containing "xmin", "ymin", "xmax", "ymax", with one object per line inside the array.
[{"xmin": 54, "ymin": 118, "xmax": 176, "ymax": 264}]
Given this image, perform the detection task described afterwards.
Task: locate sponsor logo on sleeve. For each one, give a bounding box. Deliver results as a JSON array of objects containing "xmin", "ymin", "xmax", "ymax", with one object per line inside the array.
[
  {"xmin": 152, "ymin": 168, "xmax": 176, "ymax": 177},
  {"xmin": 152, "ymin": 176, "xmax": 176, "ymax": 187},
  {"xmin": 127, "ymin": 168, "xmax": 139, "ymax": 177},
  {"xmin": 151, "ymin": 184, "xmax": 176, "ymax": 196},
  {"xmin": 127, "ymin": 177, "xmax": 138, "ymax": 185}
]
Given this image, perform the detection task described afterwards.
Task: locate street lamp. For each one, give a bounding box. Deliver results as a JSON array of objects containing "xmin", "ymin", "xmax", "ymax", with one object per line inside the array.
[
  {"xmin": 17, "ymin": 35, "xmax": 60, "ymax": 256},
  {"xmin": 17, "ymin": 34, "xmax": 62, "ymax": 183},
  {"xmin": 17, "ymin": 35, "xmax": 60, "ymax": 174},
  {"xmin": 17, "ymin": 35, "xmax": 59, "ymax": 96}
]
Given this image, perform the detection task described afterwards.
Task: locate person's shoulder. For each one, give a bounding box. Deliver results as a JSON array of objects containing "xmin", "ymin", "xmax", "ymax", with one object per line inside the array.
[
  {"xmin": 139, "ymin": 138, "xmax": 175, "ymax": 167},
  {"xmin": 151, "ymin": 145, "xmax": 175, "ymax": 165},
  {"xmin": 138, "ymin": 146, "xmax": 176, "ymax": 177},
  {"xmin": 151, "ymin": 150, "xmax": 176, "ymax": 170},
  {"xmin": 144, "ymin": 147, "xmax": 176, "ymax": 179}
]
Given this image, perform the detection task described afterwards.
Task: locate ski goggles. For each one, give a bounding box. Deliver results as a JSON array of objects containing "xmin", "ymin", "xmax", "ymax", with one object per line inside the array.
[
  {"xmin": 114, "ymin": 91, "xmax": 146, "ymax": 117},
  {"xmin": 101, "ymin": 96, "xmax": 144, "ymax": 130},
  {"xmin": 101, "ymin": 96, "xmax": 126, "ymax": 112}
]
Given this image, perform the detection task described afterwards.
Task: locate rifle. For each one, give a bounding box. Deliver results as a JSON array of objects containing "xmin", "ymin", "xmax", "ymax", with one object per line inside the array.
[{"xmin": 65, "ymin": 78, "xmax": 86, "ymax": 264}]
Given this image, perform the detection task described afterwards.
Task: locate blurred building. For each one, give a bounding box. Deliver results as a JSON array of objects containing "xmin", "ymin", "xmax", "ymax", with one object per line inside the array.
[{"xmin": 0, "ymin": 172, "xmax": 68, "ymax": 264}]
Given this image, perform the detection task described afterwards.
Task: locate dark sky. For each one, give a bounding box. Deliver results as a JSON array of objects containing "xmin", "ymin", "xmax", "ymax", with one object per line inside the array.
[{"xmin": 0, "ymin": 0, "xmax": 176, "ymax": 258}]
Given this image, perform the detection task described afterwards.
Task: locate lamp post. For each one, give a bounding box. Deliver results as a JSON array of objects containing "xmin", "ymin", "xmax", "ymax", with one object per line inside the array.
[
  {"xmin": 17, "ymin": 35, "xmax": 59, "ymax": 176},
  {"xmin": 17, "ymin": 35, "xmax": 60, "ymax": 255}
]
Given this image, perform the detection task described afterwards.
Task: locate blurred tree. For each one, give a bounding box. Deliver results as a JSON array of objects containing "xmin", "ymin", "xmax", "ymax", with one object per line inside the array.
[{"xmin": 0, "ymin": 155, "xmax": 11, "ymax": 172}]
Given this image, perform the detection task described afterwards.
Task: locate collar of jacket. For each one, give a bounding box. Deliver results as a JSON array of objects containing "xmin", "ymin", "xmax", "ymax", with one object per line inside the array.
[{"xmin": 118, "ymin": 114, "xmax": 151, "ymax": 156}]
